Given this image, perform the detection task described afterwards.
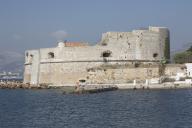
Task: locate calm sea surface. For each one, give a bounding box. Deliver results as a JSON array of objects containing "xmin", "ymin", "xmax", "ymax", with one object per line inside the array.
[{"xmin": 0, "ymin": 89, "xmax": 192, "ymax": 128}]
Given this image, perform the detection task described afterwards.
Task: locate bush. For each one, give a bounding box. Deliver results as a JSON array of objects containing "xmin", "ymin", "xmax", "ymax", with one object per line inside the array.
[{"xmin": 174, "ymin": 51, "xmax": 192, "ymax": 64}]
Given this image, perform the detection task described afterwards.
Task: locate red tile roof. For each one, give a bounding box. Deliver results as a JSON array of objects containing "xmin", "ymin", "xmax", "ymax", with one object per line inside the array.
[{"xmin": 64, "ymin": 42, "xmax": 88, "ymax": 47}]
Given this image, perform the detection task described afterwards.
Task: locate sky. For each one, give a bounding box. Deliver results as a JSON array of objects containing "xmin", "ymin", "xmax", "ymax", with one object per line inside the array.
[{"xmin": 0, "ymin": 0, "xmax": 192, "ymax": 53}]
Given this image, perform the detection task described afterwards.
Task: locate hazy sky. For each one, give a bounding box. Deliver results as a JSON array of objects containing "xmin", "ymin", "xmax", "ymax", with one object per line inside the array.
[{"xmin": 0, "ymin": 0, "xmax": 192, "ymax": 53}]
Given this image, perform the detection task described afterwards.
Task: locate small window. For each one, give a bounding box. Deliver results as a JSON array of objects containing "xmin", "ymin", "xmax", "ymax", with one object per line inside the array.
[
  {"xmin": 79, "ymin": 79, "xmax": 86, "ymax": 83},
  {"xmin": 101, "ymin": 42, "xmax": 107, "ymax": 46},
  {"xmin": 102, "ymin": 50, "xmax": 112, "ymax": 57},
  {"xmin": 153, "ymin": 53, "xmax": 158, "ymax": 58},
  {"xmin": 48, "ymin": 52, "xmax": 54, "ymax": 59}
]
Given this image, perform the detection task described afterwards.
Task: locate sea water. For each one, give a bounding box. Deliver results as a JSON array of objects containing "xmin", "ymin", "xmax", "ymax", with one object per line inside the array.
[{"xmin": 0, "ymin": 89, "xmax": 192, "ymax": 128}]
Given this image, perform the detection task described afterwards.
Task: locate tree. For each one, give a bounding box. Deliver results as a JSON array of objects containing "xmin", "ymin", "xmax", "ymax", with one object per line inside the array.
[
  {"xmin": 174, "ymin": 47, "xmax": 192, "ymax": 63},
  {"xmin": 187, "ymin": 46, "xmax": 192, "ymax": 52}
]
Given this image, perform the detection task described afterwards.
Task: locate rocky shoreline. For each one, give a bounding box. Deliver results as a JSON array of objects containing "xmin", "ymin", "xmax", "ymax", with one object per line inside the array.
[
  {"xmin": 1, "ymin": 81, "xmax": 192, "ymax": 91},
  {"xmin": 0, "ymin": 82, "xmax": 53, "ymax": 89}
]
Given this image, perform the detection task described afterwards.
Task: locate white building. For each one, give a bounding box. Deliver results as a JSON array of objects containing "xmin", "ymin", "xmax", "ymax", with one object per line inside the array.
[{"xmin": 185, "ymin": 63, "xmax": 192, "ymax": 77}]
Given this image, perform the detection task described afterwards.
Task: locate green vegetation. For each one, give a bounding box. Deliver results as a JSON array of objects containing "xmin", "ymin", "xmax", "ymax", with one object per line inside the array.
[{"xmin": 174, "ymin": 46, "xmax": 192, "ymax": 64}]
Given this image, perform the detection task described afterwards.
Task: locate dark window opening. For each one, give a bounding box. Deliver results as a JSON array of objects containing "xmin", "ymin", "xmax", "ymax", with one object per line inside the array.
[
  {"xmin": 87, "ymin": 68, "xmax": 95, "ymax": 72},
  {"xmin": 134, "ymin": 63, "xmax": 140, "ymax": 68},
  {"xmin": 102, "ymin": 50, "xmax": 112, "ymax": 57},
  {"xmin": 153, "ymin": 53, "xmax": 158, "ymax": 58},
  {"xmin": 181, "ymin": 66, "xmax": 186, "ymax": 70},
  {"xmin": 48, "ymin": 52, "xmax": 54, "ymax": 59},
  {"xmin": 79, "ymin": 79, "xmax": 86, "ymax": 83},
  {"xmin": 101, "ymin": 42, "xmax": 107, "ymax": 46}
]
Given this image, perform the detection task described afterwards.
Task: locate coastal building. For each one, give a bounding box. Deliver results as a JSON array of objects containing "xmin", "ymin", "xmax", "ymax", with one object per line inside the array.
[
  {"xmin": 24, "ymin": 26, "xmax": 171, "ymax": 86},
  {"xmin": 185, "ymin": 63, "xmax": 192, "ymax": 77}
]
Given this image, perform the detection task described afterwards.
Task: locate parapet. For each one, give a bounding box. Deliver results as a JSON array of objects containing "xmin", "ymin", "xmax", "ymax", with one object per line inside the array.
[{"xmin": 149, "ymin": 26, "xmax": 169, "ymax": 32}]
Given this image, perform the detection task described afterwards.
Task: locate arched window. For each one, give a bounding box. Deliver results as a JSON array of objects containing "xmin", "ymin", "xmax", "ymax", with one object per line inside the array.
[
  {"xmin": 48, "ymin": 52, "xmax": 54, "ymax": 59},
  {"xmin": 101, "ymin": 50, "xmax": 112, "ymax": 57}
]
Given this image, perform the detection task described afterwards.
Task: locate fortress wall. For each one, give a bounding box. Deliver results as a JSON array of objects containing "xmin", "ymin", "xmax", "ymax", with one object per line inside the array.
[
  {"xmin": 39, "ymin": 44, "xmax": 136, "ymax": 63},
  {"xmin": 24, "ymin": 50, "xmax": 40, "ymax": 85},
  {"xmin": 39, "ymin": 46, "xmax": 103, "ymax": 62},
  {"xmin": 38, "ymin": 61, "xmax": 160, "ymax": 85},
  {"xmin": 101, "ymin": 27, "xmax": 169, "ymax": 61},
  {"xmin": 135, "ymin": 31, "xmax": 162, "ymax": 60},
  {"xmin": 37, "ymin": 63, "xmax": 184, "ymax": 85},
  {"xmin": 104, "ymin": 33, "xmax": 137, "ymax": 60},
  {"xmin": 149, "ymin": 26, "xmax": 170, "ymax": 59},
  {"xmin": 37, "ymin": 27, "xmax": 169, "ymax": 65},
  {"xmin": 23, "ymin": 26, "xmax": 170, "ymax": 85},
  {"xmin": 39, "ymin": 62, "xmax": 105, "ymax": 84},
  {"xmin": 87, "ymin": 66, "xmax": 160, "ymax": 84},
  {"xmin": 164, "ymin": 64, "xmax": 185, "ymax": 76},
  {"xmin": 23, "ymin": 65, "xmax": 31, "ymax": 83}
]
